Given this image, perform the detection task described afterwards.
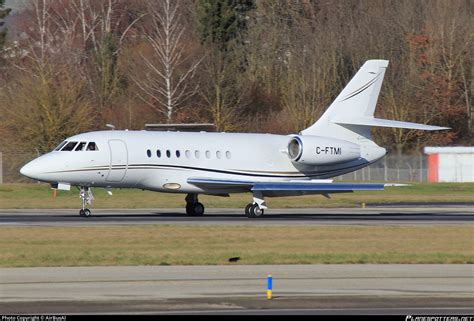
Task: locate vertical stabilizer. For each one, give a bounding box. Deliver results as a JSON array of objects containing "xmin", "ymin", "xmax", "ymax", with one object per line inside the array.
[{"xmin": 301, "ymin": 60, "xmax": 389, "ymax": 142}]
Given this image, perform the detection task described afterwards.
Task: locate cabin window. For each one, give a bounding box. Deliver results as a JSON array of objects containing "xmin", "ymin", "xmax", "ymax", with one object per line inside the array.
[
  {"xmin": 86, "ymin": 142, "xmax": 98, "ymax": 151},
  {"xmin": 205, "ymin": 150, "xmax": 211, "ymax": 159},
  {"xmin": 61, "ymin": 141, "xmax": 78, "ymax": 151},
  {"xmin": 166, "ymin": 150, "xmax": 171, "ymax": 158},
  {"xmin": 185, "ymin": 150, "xmax": 191, "ymax": 158},
  {"xmin": 226, "ymin": 151, "xmax": 231, "ymax": 159},
  {"xmin": 156, "ymin": 150, "xmax": 161, "ymax": 158},
  {"xmin": 195, "ymin": 150, "xmax": 200, "ymax": 159},
  {"xmin": 75, "ymin": 142, "xmax": 87, "ymax": 151},
  {"xmin": 54, "ymin": 141, "xmax": 68, "ymax": 151},
  {"xmin": 216, "ymin": 151, "xmax": 222, "ymax": 159},
  {"xmin": 176, "ymin": 150, "xmax": 181, "ymax": 158},
  {"xmin": 147, "ymin": 149, "xmax": 152, "ymax": 157}
]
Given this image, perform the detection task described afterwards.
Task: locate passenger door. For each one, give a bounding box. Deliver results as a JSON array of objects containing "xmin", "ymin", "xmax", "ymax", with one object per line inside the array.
[{"xmin": 106, "ymin": 139, "xmax": 128, "ymax": 182}]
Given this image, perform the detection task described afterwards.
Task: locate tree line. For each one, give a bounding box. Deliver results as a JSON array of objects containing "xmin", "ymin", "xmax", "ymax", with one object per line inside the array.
[{"xmin": 0, "ymin": 0, "xmax": 472, "ymax": 156}]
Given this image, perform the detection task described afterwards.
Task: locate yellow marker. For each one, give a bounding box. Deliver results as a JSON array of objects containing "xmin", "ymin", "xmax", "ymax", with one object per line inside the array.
[{"xmin": 267, "ymin": 275, "xmax": 272, "ymax": 299}]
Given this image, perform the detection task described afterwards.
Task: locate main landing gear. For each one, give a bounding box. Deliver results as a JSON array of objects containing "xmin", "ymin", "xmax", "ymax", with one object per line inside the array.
[
  {"xmin": 185, "ymin": 193, "xmax": 205, "ymax": 216},
  {"xmin": 185, "ymin": 193, "xmax": 267, "ymax": 218},
  {"xmin": 79, "ymin": 186, "xmax": 93, "ymax": 217},
  {"xmin": 244, "ymin": 203, "xmax": 264, "ymax": 218},
  {"xmin": 244, "ymin": 192, "xmax": 267, "ymax": 218}
]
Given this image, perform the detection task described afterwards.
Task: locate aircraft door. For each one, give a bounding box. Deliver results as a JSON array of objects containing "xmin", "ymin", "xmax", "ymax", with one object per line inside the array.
[{"xmin": 106, "ymin": 139, "xmax": 128, "ymax": 182}]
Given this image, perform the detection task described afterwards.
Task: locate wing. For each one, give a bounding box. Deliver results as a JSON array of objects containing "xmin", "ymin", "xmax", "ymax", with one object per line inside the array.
[{"xmin": 187, "ymin": 177, "xmax": 386, "ymax": 197}]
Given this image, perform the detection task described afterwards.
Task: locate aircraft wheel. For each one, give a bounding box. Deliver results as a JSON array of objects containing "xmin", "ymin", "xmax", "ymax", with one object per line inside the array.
[
  {"xmin": 185, "ymin": 203, "xmax": 194, "ymax": 216},
  {"xmin": 245, "ymin": 203, "xmax": 264, "ymax": 218},
  {"xmin": 186, "ymin": 202, "xmax": 204, "ymax": 216},
  {"xmin": 193, "ymin": 202, "xmax": 205, "ymax": 216},
  {"xmin": 79, "ymin": 208, "xmax": 91, "ymax": 217},
  {"xmin": 244, "ymin": 203, "xmax": 253, "ymax": 217},
  {"xmin": 252, "ymin": 204, "xmax": 264, "ymax": 217}
]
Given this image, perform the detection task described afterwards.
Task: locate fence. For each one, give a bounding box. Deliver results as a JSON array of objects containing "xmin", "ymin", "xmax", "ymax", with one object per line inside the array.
[
  {"xmin": 0, "ymin": 152, "xmax": 428, "ymax": 183},
  {"xmin": 0, "ymin": 152, "xmax": 2, "ymax": 184},
  {"xmin": 0, "ymin": 152, "xmax": 38, "ymax": 183},
  {"xmin": 335, "ymin": 155, "xmax": 427, "ymax": 182}
]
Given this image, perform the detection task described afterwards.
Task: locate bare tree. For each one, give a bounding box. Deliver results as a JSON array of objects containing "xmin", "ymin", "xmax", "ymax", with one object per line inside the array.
[
  {"xmin": 133, "ymin": 0, "xmax": 201, "ymax": 123},
  {"xmin": 0, "ymin": 0, "xmax": 93, "ymax": 153},
  {"xmin": 70, "ymin": 0, "xmax": 145, "ymax": 112},
  {"xmin": 199, "ymin": 43, "xmax": 245, "ymax": 131}
]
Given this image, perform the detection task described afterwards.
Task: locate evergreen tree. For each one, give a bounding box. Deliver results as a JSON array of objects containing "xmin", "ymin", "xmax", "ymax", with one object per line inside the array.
[
  {"xmin": 0, "ymin": 0, "xmax": 11, "ymax": 52},
  {"xmin": 197, "ymin": 0, "xmax": 255, "ymax": 50}
]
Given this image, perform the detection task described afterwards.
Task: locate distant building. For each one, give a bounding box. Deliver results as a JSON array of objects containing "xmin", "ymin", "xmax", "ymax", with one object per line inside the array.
[{"xmin": 424, "ymin": 147, "xmax": 474, "ymax": 183}]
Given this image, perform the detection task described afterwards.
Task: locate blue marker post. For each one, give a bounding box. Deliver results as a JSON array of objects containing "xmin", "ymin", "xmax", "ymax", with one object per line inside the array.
[{"xmin": 267, "ymin": 274, "xmax": 273, "ymax": 299}]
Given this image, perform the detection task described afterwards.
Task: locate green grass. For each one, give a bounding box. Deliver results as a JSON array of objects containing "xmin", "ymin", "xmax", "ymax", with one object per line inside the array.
[
  {"xmin": 0, "ymin": 183, "xmax": 473, "ymax": 209},
  {"xmin": 0, "ymin": 225, "xmax": 472, "ymax": 267}
]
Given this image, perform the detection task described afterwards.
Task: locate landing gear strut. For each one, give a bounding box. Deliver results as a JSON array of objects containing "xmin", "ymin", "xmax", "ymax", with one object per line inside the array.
[
  {"xmin": 79, "ymin": 187, "xmax": 93, "ymax": 217},
  {"xmin": 185, "ymin": 193, "xmax": 205, "ymax": 216}
]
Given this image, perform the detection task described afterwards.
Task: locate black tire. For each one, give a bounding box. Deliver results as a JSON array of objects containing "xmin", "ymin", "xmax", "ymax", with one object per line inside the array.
[
  {"xmin": 247, "ymin": 204, "xmax": 257, "ymax": 218},
  {"xmin": 193, "ymin": 202, "xmax": 205, "ymax": 216},
  {"xmin": 79, "ymin": 209, "xmax": 85, "ymax": 217},
  {"xmin": 185, "ymin": 203, "xmax": 195, "ymax": 216},
  {"xmin": 83, "ymin": 208, "xmax": 91, "ymax": 217},
  {"xmin": 186, "ymin": 202, "xmax": 205, "ymax": 216},
  {"xmin": 251, "ymin": 204, "xmax": 264, "ymax": 217},
  {"xmin": 244, "ymin": 203, "xmax": 252, "ymax": 217}
]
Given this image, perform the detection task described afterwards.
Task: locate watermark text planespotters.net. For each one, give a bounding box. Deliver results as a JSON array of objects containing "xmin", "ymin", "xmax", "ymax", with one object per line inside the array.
[{"xmin": 406, "ymin": 316, "xmax": 473, "ymax": 321}]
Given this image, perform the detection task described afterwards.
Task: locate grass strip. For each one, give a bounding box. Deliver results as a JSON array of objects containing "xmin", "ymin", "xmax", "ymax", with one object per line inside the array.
[
  {"xmin": 0, "ymin": 225, "xmax": 472, "ymax": 267},
  {"xmin": 0, "ymin": 183, "xmax": 473, "ymax": 209}
]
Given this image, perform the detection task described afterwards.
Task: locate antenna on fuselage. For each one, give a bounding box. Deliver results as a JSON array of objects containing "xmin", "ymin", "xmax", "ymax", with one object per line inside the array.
[{"xmin": 106, "ymin": 124, "xmax": 115, "ymax": 130}]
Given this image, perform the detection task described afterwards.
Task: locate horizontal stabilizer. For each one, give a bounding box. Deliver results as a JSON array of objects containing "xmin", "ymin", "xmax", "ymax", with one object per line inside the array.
[{"xmin": 332, "ymin": 117, "xmax": 450, "ymax": 131}]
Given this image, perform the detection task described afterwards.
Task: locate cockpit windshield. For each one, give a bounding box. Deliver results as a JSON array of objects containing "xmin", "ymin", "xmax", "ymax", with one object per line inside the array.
[
  {"xmin": 75, "ymin": 142, "xmax": 87, "ymax": 151},
  {"xmin": 57, "ymin": 141, "xmax": 99, "ymax": 151},
  {"xmin": 61, "ymin": 141, "xmax": 78, "ymax": 151},
  {"xmin": 54, "ymin": 141, "xmax": 68, "ymax": 151}
]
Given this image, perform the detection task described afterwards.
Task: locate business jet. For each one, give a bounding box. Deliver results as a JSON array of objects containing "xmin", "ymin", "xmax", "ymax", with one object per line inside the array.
[{"xmin": 20, "ymin": 60, "xmax": 448, "ymax": 218}]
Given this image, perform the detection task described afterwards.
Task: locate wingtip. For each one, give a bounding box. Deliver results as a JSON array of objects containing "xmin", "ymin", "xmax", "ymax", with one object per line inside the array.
[{"xmin": 426, "ymin": 126, "xmax": 451, "ymax": 131}]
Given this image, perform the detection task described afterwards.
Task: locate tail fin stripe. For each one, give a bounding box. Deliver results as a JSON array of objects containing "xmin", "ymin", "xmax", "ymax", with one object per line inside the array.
[{"xmin": 341, "ymin": 74, "xmax": 381, "ymax": 102}]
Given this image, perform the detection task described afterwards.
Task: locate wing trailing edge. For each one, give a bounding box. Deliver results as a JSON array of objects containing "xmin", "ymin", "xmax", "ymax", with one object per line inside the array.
[{"xmin": 188, "ymin": 177, "xmax": 385, "ymax": 193}]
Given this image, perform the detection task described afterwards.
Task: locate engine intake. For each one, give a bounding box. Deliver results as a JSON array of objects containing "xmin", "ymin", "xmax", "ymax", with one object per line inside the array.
[{"xmin": 288, "ymin": 135, "xmax": 361, "ymax": 165}]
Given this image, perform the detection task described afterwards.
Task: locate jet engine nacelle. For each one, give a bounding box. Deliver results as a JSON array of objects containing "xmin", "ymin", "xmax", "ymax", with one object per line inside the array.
[{"xmin": 287, "ymin": 135, "xmax": 361, "ymax": 166}]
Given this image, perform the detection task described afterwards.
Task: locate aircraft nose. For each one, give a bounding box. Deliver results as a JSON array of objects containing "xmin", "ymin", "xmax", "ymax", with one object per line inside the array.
[{"xmin": 20, "ymin": 161, "xmax": 36, "ymax": 179}]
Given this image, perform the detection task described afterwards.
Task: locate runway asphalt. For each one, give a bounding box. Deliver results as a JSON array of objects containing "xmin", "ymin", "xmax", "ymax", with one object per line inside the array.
[
  {"xmin": 1, "ymin": 207, "xmax": 472, "ymax": 314},
  {"xmin": 1, "ymin": 264, "xmax": 473, "ymax": 315},
  {"xmin": 0, "ymin": 206, "xmax": 473, "ymax": 226}
]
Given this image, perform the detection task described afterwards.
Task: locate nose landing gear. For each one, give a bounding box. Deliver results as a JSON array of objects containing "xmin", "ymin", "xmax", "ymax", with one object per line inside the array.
[{"xmin": 79, "ymin": 187, "xmax": 93, "ymax": 217}]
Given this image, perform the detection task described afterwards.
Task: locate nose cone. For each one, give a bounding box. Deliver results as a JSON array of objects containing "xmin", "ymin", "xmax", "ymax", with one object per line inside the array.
[
  {"xmin": 20, "ymin": 153, "xmax": 66, "ymax": 182},
  {"xmin": 20, "ymin": 161, "xmax": 38, "ymax": 180},
  {"xmin": 20, "ymin": 156, "xmax": 54, "ymax": 181}
]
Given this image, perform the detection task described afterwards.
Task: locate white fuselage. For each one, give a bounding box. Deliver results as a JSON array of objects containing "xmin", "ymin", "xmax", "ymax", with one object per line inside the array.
[{"xmin": 20, "ymin": 130, "xmax": 386, "ymax": 194}]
